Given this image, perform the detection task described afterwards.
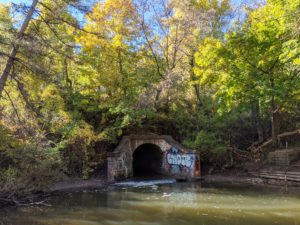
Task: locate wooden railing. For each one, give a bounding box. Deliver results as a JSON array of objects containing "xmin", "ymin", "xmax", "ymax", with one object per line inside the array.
[{"xmin": 249, "ymin": 170, "xmax": 300, "ymax": 182}]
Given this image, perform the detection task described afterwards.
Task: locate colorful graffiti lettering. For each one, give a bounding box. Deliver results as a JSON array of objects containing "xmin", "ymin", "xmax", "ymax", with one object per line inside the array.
[{"xmin": 166, "ymin": 147, "xmax": 196, "ymax": 169}]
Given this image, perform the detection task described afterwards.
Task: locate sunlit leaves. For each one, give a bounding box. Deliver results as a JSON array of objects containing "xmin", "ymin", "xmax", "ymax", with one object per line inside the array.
[{"xmin": 195, "ymin": 0, "xmax": 300, "ymax": 120}]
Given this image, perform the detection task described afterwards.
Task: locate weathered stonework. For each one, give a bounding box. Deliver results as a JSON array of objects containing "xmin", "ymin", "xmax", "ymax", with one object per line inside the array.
[{"xmin": 107, "ymin": 135, "xmax": 201, "ymax": 182}]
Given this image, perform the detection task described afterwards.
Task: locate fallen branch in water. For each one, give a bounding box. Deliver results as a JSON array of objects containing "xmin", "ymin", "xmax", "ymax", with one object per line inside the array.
[
  {"xmin": 13, "ymin": 199, "xmax": 52, "ymax": 207},
  {"xmin": 0, "ymin": 193, "xmax": 52, "ymax": 209}
]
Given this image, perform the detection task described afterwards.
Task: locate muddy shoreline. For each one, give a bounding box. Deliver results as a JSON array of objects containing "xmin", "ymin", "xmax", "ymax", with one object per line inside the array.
[{"xmin": 48, "ymin": 177, "xmax": 108, "ymax": 192}]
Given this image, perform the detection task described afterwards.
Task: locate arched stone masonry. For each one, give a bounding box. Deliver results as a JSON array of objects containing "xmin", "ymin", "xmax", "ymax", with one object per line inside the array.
[
  {"xmin": 132, "ymin": 143, "xmax": 162, "ymax": 176},
  {"xmin": 107, "ymin": 135, "xmax": 201, "ymax": 182}
]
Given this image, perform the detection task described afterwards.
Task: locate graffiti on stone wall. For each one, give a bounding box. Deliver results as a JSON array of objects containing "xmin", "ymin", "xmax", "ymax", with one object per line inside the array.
[
  {"xmin": 164, "ymin": 147, "xmax": 196, "ymax": 175},
  {"xmin": 166, "ymin": 148, "xmax": 195, "ymax": 168}
]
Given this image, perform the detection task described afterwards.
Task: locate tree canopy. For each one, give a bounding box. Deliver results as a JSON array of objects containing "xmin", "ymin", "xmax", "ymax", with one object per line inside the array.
[{"xmin": 0, "ymin": 0, "xmax": 299, "ymax": 205}]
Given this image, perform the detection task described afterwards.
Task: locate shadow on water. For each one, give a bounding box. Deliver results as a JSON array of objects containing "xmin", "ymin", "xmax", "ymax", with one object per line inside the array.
[{"xmin": 1, "ymin": 181, "xmax": 300, "ymax": 225}]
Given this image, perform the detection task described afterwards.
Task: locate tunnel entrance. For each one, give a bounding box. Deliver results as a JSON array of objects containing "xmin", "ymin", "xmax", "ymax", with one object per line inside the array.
[{"xmin": 133, "ymin": 143, "xmax": 163, "ymax": 177}]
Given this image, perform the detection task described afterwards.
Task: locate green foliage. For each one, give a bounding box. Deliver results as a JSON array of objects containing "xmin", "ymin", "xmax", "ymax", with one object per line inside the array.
[
  {"xmin": 185, "ymin": 130, "xmax": 227, "ymax": 155},
  {"xmin": 0, "ymin": 132, "xmax": 63, "ymax": 201},
  {"xmin": 0, "ymin": 0, "xmax": 299, "ymax": 198},
  {"xmin": 61, "ymin": 120, "xmax": 100, "ymax": 179},
  {"xmin": 0, "ymin": 123, "xmax": 17, "ymax": 151},
  {"xmin": 194, "ymin": 0, "xmax": 300, "ymax": 146}
]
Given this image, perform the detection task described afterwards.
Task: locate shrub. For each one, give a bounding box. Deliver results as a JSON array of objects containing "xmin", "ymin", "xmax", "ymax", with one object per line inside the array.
[{"xmin": 0, "ymin": 142, "xmax": 64, "ymax": 206}]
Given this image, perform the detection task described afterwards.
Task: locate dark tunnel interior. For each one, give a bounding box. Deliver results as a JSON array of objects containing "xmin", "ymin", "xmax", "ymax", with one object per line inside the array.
[{"xmin": 132, "ymin": 144, "xmax": 163, "ymax": 177}]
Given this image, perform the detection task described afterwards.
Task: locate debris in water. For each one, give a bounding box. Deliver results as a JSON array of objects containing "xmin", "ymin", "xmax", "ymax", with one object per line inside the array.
[
  {"xmin": 162, "ymin": 193, "xmax": 172, "ymax": 198},
  {"xmin": 152, "ymin": 185, "xmax": 158, "ymax": 190},
  {"xmin": 114, "ymin": 179, "xmax": 176, "ymax": 187}
]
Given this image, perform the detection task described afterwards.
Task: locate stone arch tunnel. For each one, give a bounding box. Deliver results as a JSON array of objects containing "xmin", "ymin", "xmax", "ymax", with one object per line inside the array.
[
  {"xmin": 107, "ymin": 135, "xmax": 201, "ymax": 181},
  {"xmin": 132, "ymin": 143, "xmax": 163, "ymax": 177}
]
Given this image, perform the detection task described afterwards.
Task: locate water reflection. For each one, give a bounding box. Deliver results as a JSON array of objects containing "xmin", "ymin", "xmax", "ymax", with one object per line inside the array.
[{"xmin": 1, "ymin": 181, "xmax": 300, "ymax": 225}]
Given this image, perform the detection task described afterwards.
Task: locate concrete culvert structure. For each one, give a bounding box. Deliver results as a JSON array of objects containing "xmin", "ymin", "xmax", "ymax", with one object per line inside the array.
[
  {"xmin": 133, "ymin": 144, "xmax": 162, "ymax": 177},
  {"xmin": 107, "ymin": 135, "xmax": 201, "ymax": 181}
]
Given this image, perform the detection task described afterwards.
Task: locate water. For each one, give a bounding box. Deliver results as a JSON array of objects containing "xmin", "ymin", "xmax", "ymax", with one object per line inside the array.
[{"xmin": 1, "ymin": 180, "xmax": 300, "ymax": 225}]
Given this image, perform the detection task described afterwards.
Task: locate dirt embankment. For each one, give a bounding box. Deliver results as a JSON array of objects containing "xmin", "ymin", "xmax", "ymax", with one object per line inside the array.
[{"xmin": 48, "ymin": 175, "xmax": 108, "ymax": 192}]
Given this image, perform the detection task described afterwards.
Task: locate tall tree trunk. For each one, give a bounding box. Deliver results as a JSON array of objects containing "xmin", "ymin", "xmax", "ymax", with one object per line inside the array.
[
  {"xmin": 0, "ymin": 0, "xmax": 39, "ymax": 97},
  {"xmin": 251, "ymin": 100, "xmax": 264, "ymax": 142},
  {"xmin": 189, "ymin": 55, "xmax": 202, "ymax": 106},
  {"xmin": 270, "ymin": 77, "xmax": 280, "ymax": 147},
  {"xmin": 154, "ymin": 88, "xmax": 162, "ymax": 111},
  {"xmin": 117, "ymin": 48, "xmax": 126, "ymax": 95},
  {"xmin": 271, "ymin": 97, "xmax": 280, "ymax": 148},
  {"xmin": 64, "ymin": 58, "xmax": 72, "ymax": 89}
]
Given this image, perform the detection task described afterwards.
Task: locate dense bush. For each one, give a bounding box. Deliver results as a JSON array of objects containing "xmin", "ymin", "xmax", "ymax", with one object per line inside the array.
[{"xmin": 0, "ymin": 126, "xmax": 64, "ymax": 206}]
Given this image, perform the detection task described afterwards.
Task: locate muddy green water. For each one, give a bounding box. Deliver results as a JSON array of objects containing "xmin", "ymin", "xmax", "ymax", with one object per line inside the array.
[{"xmin": 1, "ymin": 181, "xmax": 300, "ymax": 225}]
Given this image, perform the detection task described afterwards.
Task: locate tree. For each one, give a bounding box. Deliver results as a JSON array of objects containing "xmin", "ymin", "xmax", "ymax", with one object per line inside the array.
[
  {"xmin": 77, "ymin": 0, "xmax": 140, "ymax": 98},
  {"xmin": 195, "ymin": 0, "xmax": 300, "ymax": 146},
  {"xmin": 137, "ymin": 0, "xmax": 231, "ymax": 110},
  {"xmin": 0, "ymin": 0, "xmax": 39, "ymax": 97}
]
